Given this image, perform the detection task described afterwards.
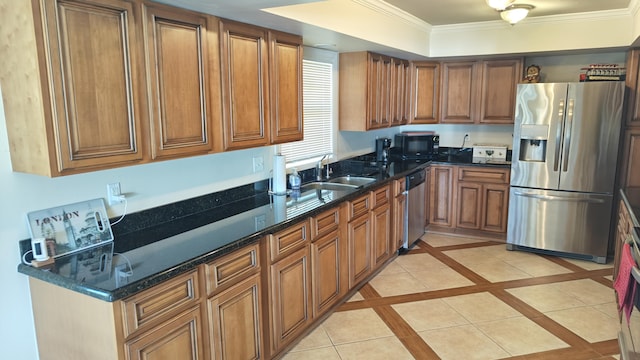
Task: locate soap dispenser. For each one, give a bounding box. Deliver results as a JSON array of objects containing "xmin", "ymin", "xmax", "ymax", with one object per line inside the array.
[{"xmin": 289, "ymin": 169, "xmax": 301, "ymax": 190}]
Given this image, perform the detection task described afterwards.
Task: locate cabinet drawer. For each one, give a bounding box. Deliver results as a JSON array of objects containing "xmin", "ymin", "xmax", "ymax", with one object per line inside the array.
[
  {"xmin": 348, "ymin": 193, "xmax": 371, "ymax": 220},
  {"xmin": 204, "ymin": 243, "xmax": 260, "ymax": 296},
  {"xmin": 121, "ymin": 270, "xmax": 199, "ymax": 338},
  {"xmin": 310, "ymin": 207, "xmax": 340, "ymax": 240},
  {"xmin": 371, "ymin": 185, "xmax": 390, "ymax": 208},
  {"xmin": 458, "ymin": 166, "xmax": 510, "ymax": 184},
  {"xmin": 269, "ymin": 220, "xmax": 309, "ymax": 262}
]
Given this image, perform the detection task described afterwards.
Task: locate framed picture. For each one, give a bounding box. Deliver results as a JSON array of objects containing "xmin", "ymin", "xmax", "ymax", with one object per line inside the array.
[{"xmin": 26, "ymin": 198, "xmax": 114, "ymax": 258}]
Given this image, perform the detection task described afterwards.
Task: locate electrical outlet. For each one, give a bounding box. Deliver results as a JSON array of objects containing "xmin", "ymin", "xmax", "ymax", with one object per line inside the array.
[
  {"xmin": 252, "ymin": 156, "xmax": 264, "ymax": 173},
  {"xmin": 107, "ymin": 182, "xmax": 124, "ymax": 206}
]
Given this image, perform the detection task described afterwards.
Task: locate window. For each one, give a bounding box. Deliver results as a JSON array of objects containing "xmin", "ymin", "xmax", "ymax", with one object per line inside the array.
[{"xmin": 280, "ymin": 53, "xmax": 335, "ymax": 168}]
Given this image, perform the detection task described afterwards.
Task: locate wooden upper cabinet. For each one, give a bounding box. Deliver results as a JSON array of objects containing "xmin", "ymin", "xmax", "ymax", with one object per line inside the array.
[
  {"xmin": 339, "ymin": 51, "xmax": 404, "ymax": 131},
  {"xmin": 440, "ymin": 61, "xmax": 478, "ymax": 124},
  {"xmin": 440, "ymin": 58, "xmax": 522, "ymax": 124},
  {"xmin": 1, "ymin": 0, "xmax": 147, "ymax": 176},
  {"xmin": 391, "ymin": 59, "xmax": 411, "ymax": 126},
  {"xmin": 269, "ymin": 31, "xmax": 303, "ymax": 144},
  {"xmin": 479, "ymin": 59, "xmax": 522, "ymax": 124},
  {"xmin": 219, "ymin": 20, "xmax": 270, "ymax": 150},
  {"xmin": 410, "ymin": 61, "xmax": 440, "ymax": 124},
  {"xmin": 142, "ymin": 3, "xmax": 219, "ymax": 159}
]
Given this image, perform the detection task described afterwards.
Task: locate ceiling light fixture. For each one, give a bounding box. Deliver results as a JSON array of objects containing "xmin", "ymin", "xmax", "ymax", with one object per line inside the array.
[
  {"xmin": 485, "ymin": 0, "xmax": 515, "ymax": 11},
  {"xmin": 499, "ymin": 4, "xmax": 534, "ymax": 25}
]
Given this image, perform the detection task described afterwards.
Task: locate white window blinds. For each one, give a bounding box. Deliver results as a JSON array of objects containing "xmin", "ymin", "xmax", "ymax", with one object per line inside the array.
[{"xmin": 280, "ymin": 59, "xmax": 334, "ymax": 166}]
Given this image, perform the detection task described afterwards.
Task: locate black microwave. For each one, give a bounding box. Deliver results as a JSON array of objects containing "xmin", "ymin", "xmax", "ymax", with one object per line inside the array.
[{"xmin": 395, "ymin": 132, "xmax": 439, "ymax": 159}]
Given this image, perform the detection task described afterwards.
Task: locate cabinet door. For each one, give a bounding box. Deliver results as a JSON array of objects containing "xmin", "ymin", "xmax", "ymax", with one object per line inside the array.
[
  {"xmin": 424, "ymin": 167, "xmax": 431, "ymax": 227},
  {"xmin": 625, "ymin": 49, "xmax": 640, "ymax": 126},
  {"xmin": 42, "ymin": 0, "xmax": 145, "ymax": 172},
  {"xmin": 372, "ymin": 203, "xmax": 391, "ymax": 267},
  {"xmin": 269, "ymin": 31, "xmax": 303, "ymax": 144},
  {"xmin": 620, "ymin": 128, "xmax": 640, "ymax": 192},
  {"xmin": 456, "ymin": 182, "xmax": 482, "ymax": 230},
  {"xmin": 440, "ymin": 61, "xmax": 478, "ymax": 124},
  {"xmin": 208, "ymin": 274, "xmax": 262, "ymax": 360},
  {"xmin": 143, "ymin": 4, "xmax": 214, "ymax": 159},
  {"xmin": 481, "ymin": 183, "xmax": 509, "ymax": 233},
  {"xmin": 393, "ymin": 178, "xmax": 407, "ymax": 250},
  {"xmin": 479, "ymin": 59, "xmax": 521, "ymax": 124},
  {"xmin": 269, "ymin": 246, "xmax": 312, "ymax": 353},
  {"xmin": 367, "ymin": 54, "xmax": 391, "ymax": 129},
  {"xmin": 219, "ymin": 20, "xmax": 269, "ymax": 150},
  {"xmin": 125, "ymin": 306, "xmax": 204, "ymax": 360},
  {"xmin": 348, "ymin": 213, "xmax": 372, "ymax": 288},
  {"xmin": 430, "ymin": 165, "xmax": 456, "ymax": 227},
  {"xmin": 410, "ymin": 62, "xmax": 440, "ymax": 124},
  {"xmin": 614, "ymin": 200, "xmax": 634, "ymax": 279},
  {"xmin": 311, "ymin": 230, "xmax": 343, "ymax": 317},
  {"xmin": 390, "ymin": 59, "xmax": 409, "ymax": 126}
]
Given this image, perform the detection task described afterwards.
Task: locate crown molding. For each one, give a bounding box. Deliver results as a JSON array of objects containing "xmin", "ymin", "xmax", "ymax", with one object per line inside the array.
[
  {"xmin": 351, "ymin": 0, "xmax": 432, "ymax": 32},
  {"xmin": 431, "ymin": 8, "xmax": 633, "ymax": 34}
]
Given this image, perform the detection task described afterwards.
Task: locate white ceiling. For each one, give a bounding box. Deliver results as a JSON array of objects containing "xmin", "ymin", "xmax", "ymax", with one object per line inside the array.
[
  {"xmin": 386, "ymin": 0, "xmax": 631, "ymax": 25},
  {"xmin": 155, "ymin": 0, "xmax": 635, "ymax": 57}
]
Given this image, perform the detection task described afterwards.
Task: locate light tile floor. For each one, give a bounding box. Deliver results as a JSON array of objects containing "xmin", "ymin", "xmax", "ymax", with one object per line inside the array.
[{"xmin": 282, "ymin": 233, "xmax": 621, "ymax": 360}]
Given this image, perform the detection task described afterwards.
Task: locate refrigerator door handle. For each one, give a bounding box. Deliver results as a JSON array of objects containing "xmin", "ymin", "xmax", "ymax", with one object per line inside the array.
[
  {"xmin": 513, "ymin": 191, "xmax": 605, "ymax": 204},
  {"xmin": 553, "ymin": 100, "xmax": 565, "ymax": 171},
  {"xmin": 562, "ymin": 98, "xmax": 575, "ymax": 172}
]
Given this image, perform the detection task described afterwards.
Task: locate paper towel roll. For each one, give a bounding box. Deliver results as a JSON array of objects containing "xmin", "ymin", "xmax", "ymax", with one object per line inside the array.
[{"xmin": 272, "ymin": 154, "xmax": 287, "ymax": 195}]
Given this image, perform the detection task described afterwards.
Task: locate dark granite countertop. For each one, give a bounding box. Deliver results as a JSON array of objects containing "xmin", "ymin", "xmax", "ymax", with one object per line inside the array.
[{"xmin": 17, "ymin": 150, "xmax": 509, "ymax": 302}]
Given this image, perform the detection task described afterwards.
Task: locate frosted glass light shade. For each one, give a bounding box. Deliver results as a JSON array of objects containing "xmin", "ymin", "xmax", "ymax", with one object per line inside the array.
[
  {"xmin": 485, "ymin": 0, "xmax": 515, "ymax": 10},
  {"xmin": 500, "ymin": 5, "xmax": 533, "ymax": 24}
]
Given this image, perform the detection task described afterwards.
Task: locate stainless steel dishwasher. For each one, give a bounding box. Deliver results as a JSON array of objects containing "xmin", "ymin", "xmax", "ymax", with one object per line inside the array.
[{"xmin": 401, "ymin": 168, "xmax": 426, "ymax": 253}]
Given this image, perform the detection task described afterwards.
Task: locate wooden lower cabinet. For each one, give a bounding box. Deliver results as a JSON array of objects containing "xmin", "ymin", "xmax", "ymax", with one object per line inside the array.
[
  {"xmin": 456, "ymin": 182, "xmax": 509, "ymax": 232},
  {"xmin": 347, "ymin": 202, "xmax": 373, "ymax": 288},
  {"xmin": 371, "ymin": 185, "xmax": 392, "ymax": 266},
  {"xmin": 430, "ymin": 165, "xmax": 456, "ymax": 227},
  {"xmin": 393, "ymin": 178, "xmax": 407, "ymax": 250},
  {"xmin": 125, "ymin": 306, "xmax": 205, "ymax": 360},
  {"xmin": 267, "ymin": 246, "xmax": 312, "ymax": 354},
  {"xmin": 455, "ymin": 166, "xmax": 510, "ymax": 233},
  {"xmin": 208, "ymin": 274, "xmax": 263, "ymax": 360},
  {"xmin": 311, "ymin": 230, "xmax": 343, "ymax": 317},
  {"xmin": 28, "ymin": 186, "xmax": 404, "ymax": 360}
]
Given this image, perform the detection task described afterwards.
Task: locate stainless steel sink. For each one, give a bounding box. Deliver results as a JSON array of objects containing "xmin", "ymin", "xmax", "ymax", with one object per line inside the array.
[
  {"xmin": 299, "ymin": 182, "xmax": 358, "ymax": 192},
  {"xmin": 326, "ymin": 176, "xmax": 376, "ymax": 187}
]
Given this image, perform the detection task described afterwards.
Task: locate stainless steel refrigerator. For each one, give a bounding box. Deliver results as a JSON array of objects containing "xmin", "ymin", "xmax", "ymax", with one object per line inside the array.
[{"xmin": 507, "ymin": 81, "xmax": 625, "ymax": 263}]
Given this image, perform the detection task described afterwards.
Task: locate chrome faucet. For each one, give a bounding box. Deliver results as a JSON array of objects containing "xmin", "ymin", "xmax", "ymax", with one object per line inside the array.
[{"xmin": 316, "ymin": 154, "xmax": 332, "ymax": 181}]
